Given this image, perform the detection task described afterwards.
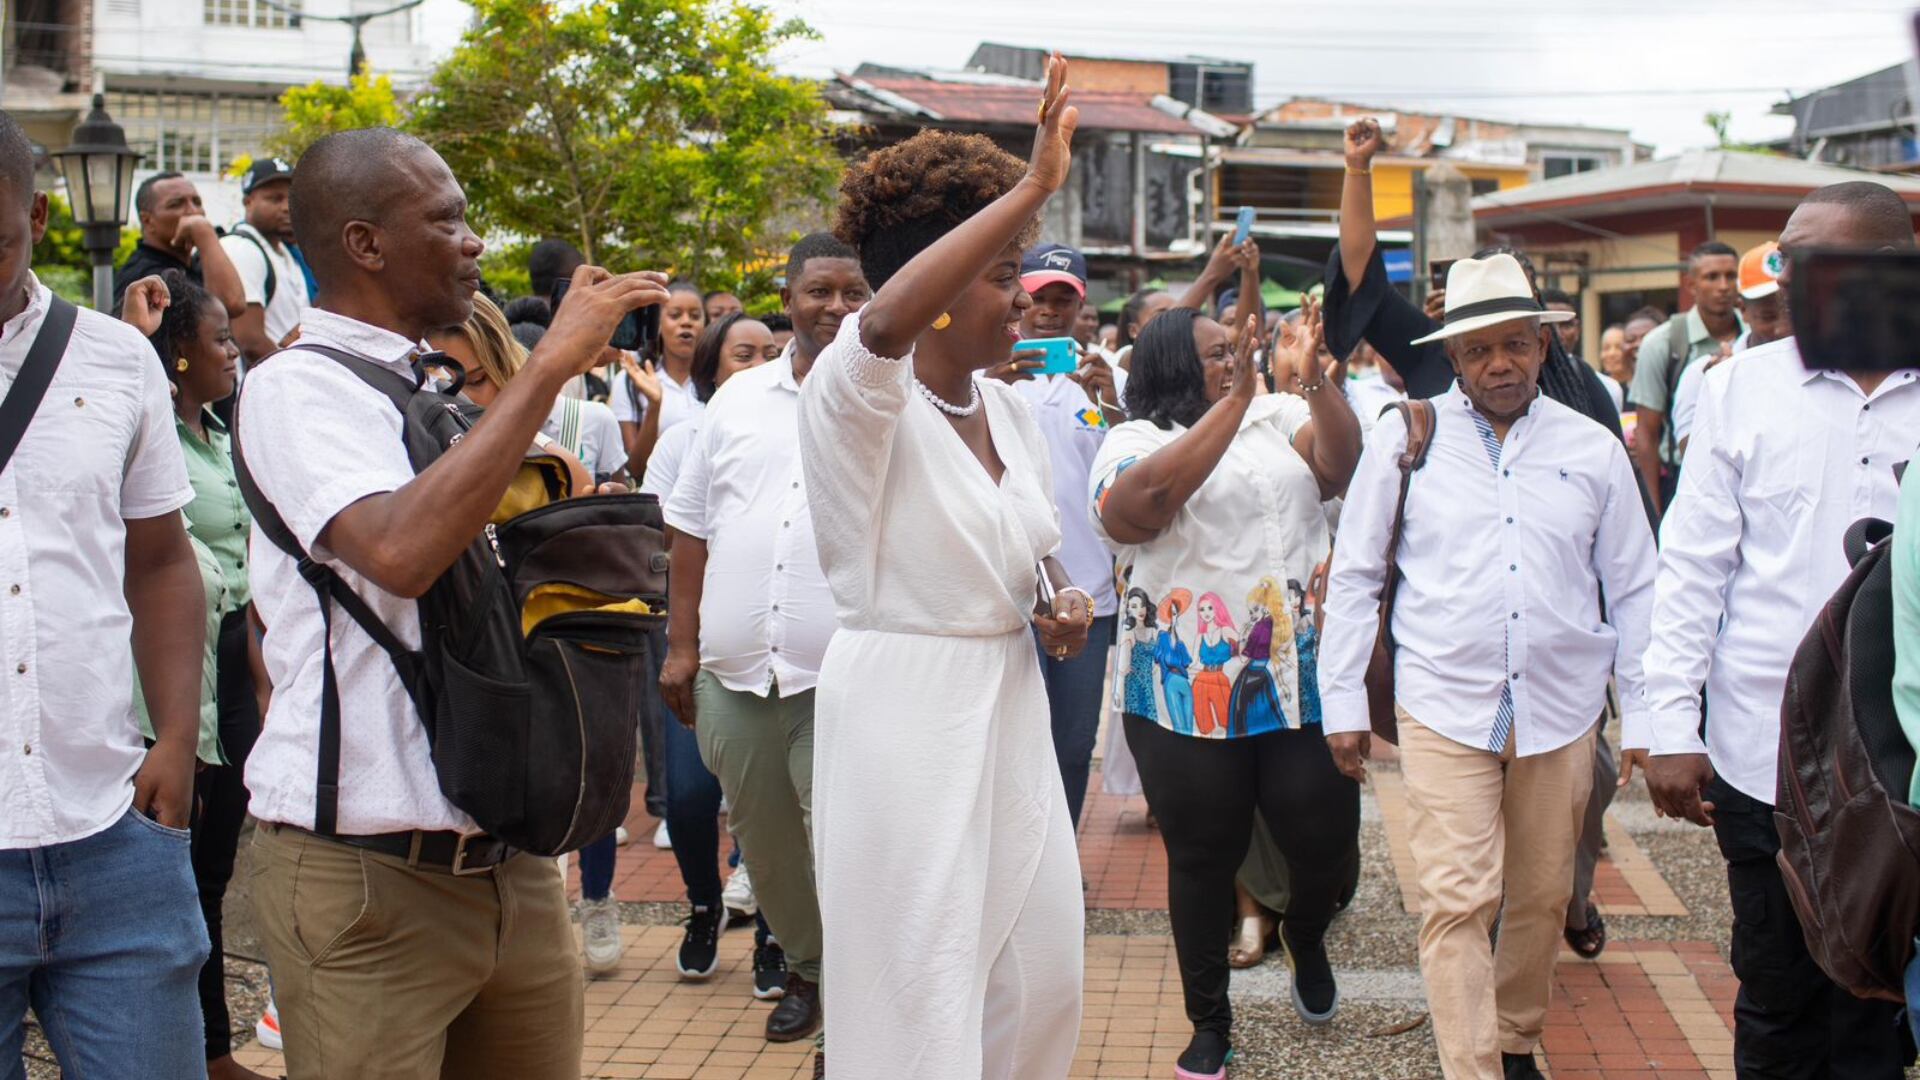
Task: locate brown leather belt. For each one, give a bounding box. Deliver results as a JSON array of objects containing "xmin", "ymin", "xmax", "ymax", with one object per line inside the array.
[{"xmin": 277, "ymin": 823, "xmax": 513, "ymax": 875}]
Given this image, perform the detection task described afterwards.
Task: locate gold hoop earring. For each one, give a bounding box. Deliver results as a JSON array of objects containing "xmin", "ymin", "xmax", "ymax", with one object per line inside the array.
[
  {"xmin": 175, "ymin": 358, "xmax": 190, "ymax": 373},
  {"xmin": 932, "ymin": 313, "xmax": 952, "ymax": 331}
]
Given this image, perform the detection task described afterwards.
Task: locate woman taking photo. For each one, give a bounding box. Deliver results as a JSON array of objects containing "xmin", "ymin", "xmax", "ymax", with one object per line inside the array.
[
  {"xmin": 799, "ymin": 55, "xmax": 1092, "ymax": 1078},
  {"xmin": 1089, "ymin": 305, "xmax": 1362, "ymax": 1079},
  {"xmin": 128, "ymin": 269, "xmax": 271, "ymax": 1080}
]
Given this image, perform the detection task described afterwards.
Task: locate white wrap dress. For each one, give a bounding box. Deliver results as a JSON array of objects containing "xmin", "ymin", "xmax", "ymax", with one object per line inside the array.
[{"xmin": 798, "ymin": 310, "xmax": 1085, "ymax": 1079}]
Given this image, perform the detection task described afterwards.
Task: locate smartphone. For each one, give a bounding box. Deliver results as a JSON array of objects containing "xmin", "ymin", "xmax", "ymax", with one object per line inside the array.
[
  {"xmin": 1788, "ymin": 248, "xmax": 1920, "ymax": 372},
  {"xmin": 1429, "ymin": 258, "xmax": 1457, "ymax": 293},
  {"xmin": 1021, "ymin": 337, "xmax": 1080, "ymax": 376},
  {"xmin": 1233, "ymin": 206, "xmax": 1256, "ymax": 245},
  {"xmin": 550, "ymin": 278, "xmax": 659, "ymax": 353}
]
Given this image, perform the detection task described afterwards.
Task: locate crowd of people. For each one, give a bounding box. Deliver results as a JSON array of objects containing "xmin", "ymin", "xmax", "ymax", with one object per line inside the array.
[{"xmin": 5, "ymin": 50, "xmax": 1920, "ymax": 1080}]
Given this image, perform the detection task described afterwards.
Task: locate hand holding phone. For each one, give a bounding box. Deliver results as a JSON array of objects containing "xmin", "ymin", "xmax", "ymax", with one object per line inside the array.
[{"xmin": 1022, "ymin": 337, "xmax": 1080, "ymax": 376}]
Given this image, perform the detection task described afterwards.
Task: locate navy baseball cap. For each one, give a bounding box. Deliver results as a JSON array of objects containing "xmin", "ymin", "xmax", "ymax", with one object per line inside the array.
[
  {"xmin": 242, "ymin": 157, "xmax": 295, "ymax": 194},
  {"xmin": 1021, "ymin": 243, "xmax": 1086, "ymax": 298}
]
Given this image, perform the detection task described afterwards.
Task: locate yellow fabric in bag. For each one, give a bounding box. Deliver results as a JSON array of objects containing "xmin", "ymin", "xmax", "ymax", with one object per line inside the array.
[{"xmin": 521, "ymin": 583, "xmax": 656, "ymax": 637}]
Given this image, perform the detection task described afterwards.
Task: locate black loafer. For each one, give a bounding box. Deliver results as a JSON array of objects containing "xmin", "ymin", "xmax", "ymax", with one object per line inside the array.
[
  {"xmin": 766, "ymin": 973, "xmax": 822, "ymax": 1043},
  {"xmin": 1502, "ymin": 1051, "xmax": 1545, "ymax": 1080}
]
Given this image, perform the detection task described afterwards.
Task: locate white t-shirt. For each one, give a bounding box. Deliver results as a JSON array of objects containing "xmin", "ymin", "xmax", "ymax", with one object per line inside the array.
[
  {"xmin": 540, "ymin": 395, "xmax": 625, "ymax": 479},
  {"xmin": 1344, "ymin": 373, "xmax": 1406, "ymax": 436},
  {"xmin": 220, "ymin": 224, "xmax": 308, "ymax": 345},
  {"xmin": 1012, "ymin": 368, "xmax": 1128, "ymax": 616},
  {"xmin": 640, "ymin": 419, "xmax": 700, "ymax": 498}
]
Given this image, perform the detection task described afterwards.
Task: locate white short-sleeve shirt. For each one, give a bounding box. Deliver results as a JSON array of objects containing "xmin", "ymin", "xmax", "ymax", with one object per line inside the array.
[
  {"xmin": 1089, "ymin": 394, "xmax": 1329, "ymax": 739},
  {"xmin": 0, "ymin": 275, "xmax": 195, "ymax": 849},
  {"xmin": 239, "ymin": 308, "xmax": 476, "ymax": 835}
]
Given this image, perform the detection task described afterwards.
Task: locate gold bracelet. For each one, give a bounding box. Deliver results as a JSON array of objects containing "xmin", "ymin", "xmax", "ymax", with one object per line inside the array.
[{"xmin": 1345, "ymin": 166, "xmax": 1370, "ymax": 176}]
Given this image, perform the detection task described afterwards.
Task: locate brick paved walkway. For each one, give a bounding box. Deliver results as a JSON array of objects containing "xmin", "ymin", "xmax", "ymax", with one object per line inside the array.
[{"xmin": 227, "ymin": 764, "xmax": 1744, "ymax": 1079}]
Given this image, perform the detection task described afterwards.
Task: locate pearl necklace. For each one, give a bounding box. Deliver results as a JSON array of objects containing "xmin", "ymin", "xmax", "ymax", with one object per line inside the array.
[{"xmin": 913, "ymin": 377, "xmax": 981, "ymax": 418}]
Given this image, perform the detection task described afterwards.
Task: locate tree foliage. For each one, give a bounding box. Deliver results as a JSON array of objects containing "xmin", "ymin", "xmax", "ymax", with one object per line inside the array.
[
  {"xmin": 268, "ymin": 70, "xmax": 405, "ymax": 161},
  {"xmin": 406, "ymin": 0, "xmax": 838, "ymax": 293}
]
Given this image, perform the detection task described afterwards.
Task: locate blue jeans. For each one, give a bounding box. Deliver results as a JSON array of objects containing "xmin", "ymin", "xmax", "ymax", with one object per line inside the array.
[
  {"xmin": 1, "ymin": 808, "xmax": 209, "ymax": 1079},
  {"xmin": 663, "ymin": 697, "xmax": 770, "ymax": 939},
  {"xmin": 1035, "ymin": 614, "xmax": 1116, "ymax": 830}
]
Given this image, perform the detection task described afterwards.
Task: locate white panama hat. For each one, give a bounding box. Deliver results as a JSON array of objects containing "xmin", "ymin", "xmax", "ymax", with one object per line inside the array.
[{"xmin": 1409, "ymin": 253, "xmax": 1574, "ymax": 346}]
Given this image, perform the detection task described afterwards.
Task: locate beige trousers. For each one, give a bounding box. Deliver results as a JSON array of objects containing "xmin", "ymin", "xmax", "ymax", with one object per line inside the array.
[
  {"xmin": 1399, "ymin": 716, "xmax": 1595, "ymax": 1080},
  {"xmin": 250, "ymin": 823, "xmax": 585, "ymax": 1080}
]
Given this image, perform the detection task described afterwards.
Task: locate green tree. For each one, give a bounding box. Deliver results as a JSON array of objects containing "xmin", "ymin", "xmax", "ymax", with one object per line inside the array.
[
  {"xmin": 267, "ymin": 70, "xmax": 405, "ymax": 161},
  {"xmin": 407, "ymin": 0, "xmax": 838, "ymax": 294}
]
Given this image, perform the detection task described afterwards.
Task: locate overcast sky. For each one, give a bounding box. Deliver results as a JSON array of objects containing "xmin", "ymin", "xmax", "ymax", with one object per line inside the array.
[{"xmin": 761, "ymin": 0, "xmax": 1919, "ymax": 157}]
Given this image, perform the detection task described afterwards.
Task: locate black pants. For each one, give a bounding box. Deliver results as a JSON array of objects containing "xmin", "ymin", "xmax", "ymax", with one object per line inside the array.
[
  {"xmin": 194, "ymin": 608, "xmax": 263, "ymax": 1060},
  {"xmin": 1125, "ymin": 714, "xmax": 1360, "ymax": 1035},
  {"xmin": 1707, "ymin": 775, "xmax": 1910, "ymax": 1079}
]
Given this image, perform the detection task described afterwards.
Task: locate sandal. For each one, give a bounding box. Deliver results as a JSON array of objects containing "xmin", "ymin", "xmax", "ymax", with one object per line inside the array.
[
  {"xmin": 1228, "ymin": 912, "xmax": 1274, "ymax": 969},
  {"xmin": 1562, "ymin": 901, "xmax": 1607, "ymax": 959}
]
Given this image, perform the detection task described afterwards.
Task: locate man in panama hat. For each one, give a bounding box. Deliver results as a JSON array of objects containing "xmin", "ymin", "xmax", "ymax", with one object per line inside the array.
[{"xmin": 1318, "ymin": 254, "xmax": 1658, "ymax": 1080}]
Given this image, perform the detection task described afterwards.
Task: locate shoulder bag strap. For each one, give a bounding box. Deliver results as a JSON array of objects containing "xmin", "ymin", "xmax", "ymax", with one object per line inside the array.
[
  {"xmin": 1661, "ymin": 313, "xmax": 1691, "ymax": 459},
  {"xmin": 0, "ymin": 295, "xmax": 77, "ymax": 477},
  {"xmin": 1377, "ymin": 398, "xmax": 1437, "ymax": 645}
]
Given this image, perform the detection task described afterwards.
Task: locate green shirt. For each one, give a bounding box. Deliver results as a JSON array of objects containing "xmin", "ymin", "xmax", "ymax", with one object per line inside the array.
[
  {"xmin": 176, "ymin": 410, "xmax": 251, "ymax": 611},
  {"xmin": 1893, "ymin": 465, "xmax": 1920, "ymax": 806},
  {"xmin": 135, "ymin": 525, "xmax": 227, "ymax": 766},
  {"xmin": 1628, "ymin": 308, "xmax": 1744, "ymax": 465}
]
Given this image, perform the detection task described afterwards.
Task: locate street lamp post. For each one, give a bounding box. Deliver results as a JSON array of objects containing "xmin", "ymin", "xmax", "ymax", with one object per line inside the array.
[{"xmin": 50, "ymin": 94, "xmax": 140, "ymax": 312}]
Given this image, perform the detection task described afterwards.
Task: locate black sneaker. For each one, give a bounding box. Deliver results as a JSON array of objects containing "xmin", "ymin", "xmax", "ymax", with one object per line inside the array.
[
  {"xmin": 676, "ymin": 904, "xmax": 729, "ymax": 980},
  {"xmin": 753, "ymin": 939, "xmax": 788, "ymax": 1000},
  {"xmin": 1174, "ymin": 1028, "xmax": 1232, "ymax": 1079},
  {"xmin": 1281, "ymin": 924, "xmax": 1339, "ymax": 1025}
]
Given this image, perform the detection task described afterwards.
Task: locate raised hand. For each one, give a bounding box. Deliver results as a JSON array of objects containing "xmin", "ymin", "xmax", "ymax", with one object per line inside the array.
[
  {"xmin": 620, "ymin": 353, "xmax": 665, "ymax": 406},
  {"xmin": 118, "ymin": 274, "xmax": 171, "ymax": 337},
  {"xmin": 1344, "ymin": 118, "xmax": 1384, "ymax": 170},
  {"xmin": 1227, "ymin": 312, "xmax": 1260, "ymax": 403},
  {"xmin": 1026, "ymin": 52, "xmax": 1080, "ymax": 194},
  {"xmin": 536, "ymin": 266, "xmax": 671, "ymax": 379},
  {"xmin": 1275, "ymin": 301, "xmax": 1329, "ymax": 390}
]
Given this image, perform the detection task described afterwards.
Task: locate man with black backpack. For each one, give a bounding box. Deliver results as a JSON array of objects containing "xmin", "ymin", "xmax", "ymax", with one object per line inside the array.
[
  {"xmin": 1637, "ymin": 181, "xmax": 1920, "ymax": 1079},
  {"xmin": 235, "ymin": 128, "xmax": 669, "ymax": 1080},
  {"xmin": 220, "ymin": 157, "xmax": 308, "ymax": 363}
]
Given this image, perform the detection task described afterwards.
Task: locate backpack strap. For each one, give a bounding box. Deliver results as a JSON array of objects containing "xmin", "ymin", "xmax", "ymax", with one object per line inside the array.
[
  {"xmin": 0, "ymin": 295, "xmax": 76, "ymax": 477},
  {"xmin": 231, "ymin": 344, "xmax": 429, "ymax": 835},
  {"xmin": 1378, "ymin": 400, "xmax": 1436, "ymax": 638},
  {"xmin": 226, "ymin": 224, "xmax": 278, "ymax": 309}
]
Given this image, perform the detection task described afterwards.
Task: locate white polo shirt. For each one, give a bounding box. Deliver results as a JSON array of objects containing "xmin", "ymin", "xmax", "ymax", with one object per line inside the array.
[
  {"xmin": 664, "ymin": 353, "xmax": 836, "ymax": 696},
  {"xmin": 0, "ymin": 274, "xmax": 194, "ymax": 849},
  {"xmin": 239, "ymin": 308, "xmax": 475, "ymax": 835},
  {"xmin": 610, "ymin": 366, "xmax": 703, "ymax": 436},
  {"xmin": 220, "ymin": 223, "xmax": 308, "ymax": 346}
]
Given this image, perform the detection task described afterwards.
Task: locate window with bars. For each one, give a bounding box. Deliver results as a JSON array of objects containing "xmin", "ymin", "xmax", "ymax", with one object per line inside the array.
[
  {"xmin": 106, "ymin": 90, "xmax": 284, "ymax": 176},
  {"xmin": 203, "ymin": 0, "xmax": 300, "ymax": 29}
]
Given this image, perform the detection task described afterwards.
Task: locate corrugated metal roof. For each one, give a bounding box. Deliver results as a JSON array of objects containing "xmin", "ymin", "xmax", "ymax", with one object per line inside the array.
[
  {"xmin": 832, "ymin": 74, "xmax": 1209, "ymax": 135},
  {"xmin": 1775, "ymin": 64, "xmax": 1911, "ymax": 138}
]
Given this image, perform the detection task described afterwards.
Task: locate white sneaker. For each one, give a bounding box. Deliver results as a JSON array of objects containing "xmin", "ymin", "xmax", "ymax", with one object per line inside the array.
[
  {"xmin": 615, "ymin": 825, "xmax": 631, "ymax": 846},
  {"xmin": 581, "ymin": 897, "xmax": 624, "ymax": 976},
  {"xmin": 723, "ymin": 861, "xmax": 758, "ymax": 920},
  {"xmin": 255, "ymin": 1000, "xmax": 283, "ymax": 1050},
  {"xmin": 653, "ymin": 821, "xmax": 672, "ymax": 849}
]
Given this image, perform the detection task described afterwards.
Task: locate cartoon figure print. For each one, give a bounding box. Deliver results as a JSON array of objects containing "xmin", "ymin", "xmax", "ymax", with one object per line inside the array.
[
  {"xmin": 1122, "ymin": 587, "xmax": 1159, "ymax": 721},
  {"xmin": 1229, "ymin": 577, "xmax": 1292, "ymax": 736},
  {"xmin": 1291, "ymin": 570, "xmax": 1325, "ymax": 728},
  {"xmin": 1191, "ymin": 592, "xmax": 1239, "ymax": 736},
  {"xmin": 1155, "ymin": 589, "xmax": 1196, "ymax": 735}
]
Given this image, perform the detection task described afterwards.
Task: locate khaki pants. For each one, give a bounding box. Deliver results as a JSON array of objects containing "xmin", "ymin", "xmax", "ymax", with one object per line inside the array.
[
  {"xmin": 693, "ymin": 670, "xmax": 822, "ymax": 982},
  {"xmin": 249, "ymin": 823, "xmax": 584, "ymax": 1080},
  {"xmin": 1399, "ymin": 716, "xmax": 1595, "ymax": 1080}
]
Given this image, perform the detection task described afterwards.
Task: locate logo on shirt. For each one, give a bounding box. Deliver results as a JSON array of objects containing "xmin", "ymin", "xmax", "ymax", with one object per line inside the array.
[{"xmin": 1075, "ymin": 405, "xmax": 1107, "ymax": 430}]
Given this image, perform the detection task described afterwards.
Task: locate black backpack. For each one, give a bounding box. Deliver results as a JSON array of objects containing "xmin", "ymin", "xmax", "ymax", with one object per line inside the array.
[
  {"xmin": 233, "ymin": 346, "xmax": 669, "ymax": 857},
  {"xmin": 1775, "ymin": 514, "xmax": 1920, "ymax": 1003}
]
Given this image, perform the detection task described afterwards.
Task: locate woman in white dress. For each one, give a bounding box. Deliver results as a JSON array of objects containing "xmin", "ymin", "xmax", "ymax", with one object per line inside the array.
[{"xmin": 798, "ymin": 55, "xmax": 1094, "ymax": 1080}]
